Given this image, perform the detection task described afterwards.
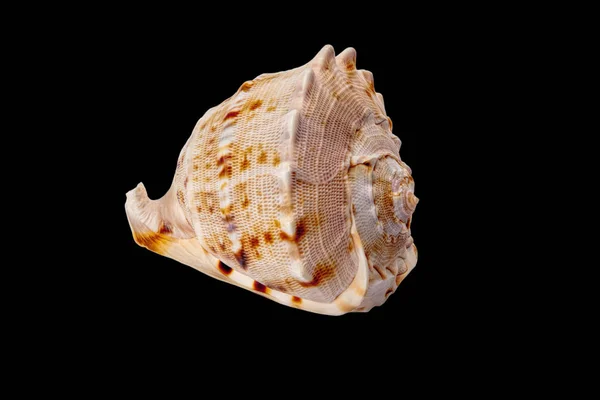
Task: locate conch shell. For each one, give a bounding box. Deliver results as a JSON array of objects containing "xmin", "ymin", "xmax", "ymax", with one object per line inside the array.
[{"xmin": 125, "ymin": 45, "xmax": 418, "ymax": 315}]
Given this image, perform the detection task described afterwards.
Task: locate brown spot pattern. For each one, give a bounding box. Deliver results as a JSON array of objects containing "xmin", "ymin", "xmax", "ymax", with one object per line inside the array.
[
  {"xmin": 299, "ymin": 262, "xmax": 336, "ymax": 288},
  {"xmin": 235, "ymin": 249, "xmax": 248, "ymax": 270},
  {"xmin": 279, "ymin": 218, "xmax": 307, "ymax": 243},
  {"xmin": 217, "ymin": 261, "xmax": 233, "ymax": 275},
  {"xmin": 224, "ymin": 111, "xmax": 240, "ymax": 121},
  {"xmin": 249, "ymin": 99, "xmax": 263, "ymax": 111},
  {"xmin": 158, "ymin": 222, "xmax": 172, "ymax": 235},
  {"xmin": 263, "ymin": 232, "xmax": 273, "ymax": 244},
  {"xmin": 267, "ymin": 106, "xmax": 276, "ymax": 112},
  {"xmin": 295, "ymin": 219, "xmax": 306, "ymax": 241},
  {"xmin": 257, "ymin": 151, "xmax": 267, "ymax": 164},
  {"xmin": 240, "ymin": 147, "xmax": 252, "ymax": 171},
  {"xmin": 253, "ymin": 281, "xmax": 269, "ymax": 293},
  {"xmin": 279, "ymin": 231, "xmax": 293, "ymax": 242},
  {"xmin": 292, "ymin": 296, "xmax": 302, "ymax": 305},
  {"xmin": 217, "ymin": 154, "xmax": 231, "ymax": 167}
]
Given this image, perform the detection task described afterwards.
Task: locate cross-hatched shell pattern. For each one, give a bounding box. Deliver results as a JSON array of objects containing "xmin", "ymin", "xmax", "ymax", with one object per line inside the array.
[{"xmin": 125, "ymin": 45, "xmax": 418, "ymax": 315}]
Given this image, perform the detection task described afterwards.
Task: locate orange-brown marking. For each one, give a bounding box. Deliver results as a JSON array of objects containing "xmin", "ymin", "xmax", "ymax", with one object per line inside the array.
[
  {"xmin": 217, "ymin": 154, "xmax": 231, "ymax": 166},
  {"xmin": 258, "ymin": 151, "xmax": 267, "ymax": 164},
  {"xmin": 133, "ymin": 231, "xmax": 170, "ymax": 253},
  {"xmin": 292, "ymin": 296, "xmax": 302, "ymax": 305},
  {"xmin": 279, "ymin": 231, "xmax": 293, "ymax": 241},
  {"xmin": 210, "ymin": 125, "xmax": 217, "ymax": 132},
  {"xmin": 267, "ymin": 106, "xmax": 276, "ymax": 112},
  {"xmin": 158, "ymin": 222, "xmax": 172, "ymax": 235},
  {"xmin": 348, "ymin": 239, "xmax": 354, "ymax": 252},
  {"xmin": 299, "ymin": 262, "xmax": 336, "ymax": 288},
  {"xmin": 253, "ymin": 281, "xmax": 269, "ymax": 293},
  {"xmin": 263, "ymin": 232, "xmax": 273, "ymax": 244},
  {"xmin": 217, "ymin": 261, "xmax": 233, "ymax": 275},
  {"xmin": 241, "ymin": 232, "xmax": 261, "ymax": 260},
  {"xmin": 272, "ymin": 154, "xmax": 280, "ymax": 166},
  {"xmin": 224, "ymin": 111, "xmax": 240, "ymax": 121},
  {"xmin": 274, "ymin": 220, "xmax": 281, "ymax": 229},
  {"xmin": 240, "ymin": 147, "xmax": 252, "ymax": 171},
  {"xmin": 218, "ymin": 166, "xmax": 231, "ymax": 179},
  {"xmin": 385, "ymin": 288, "xmax": 393, "ymax": 298},
  {"xmin": 235, "ymin": 248, "xmax": 248, "ymax": 269},
  {"xmin": 278, "ymin": 217, "xmax": 307, "ymax": 242},
  {"xmin": 220, "ymin": 205, "xmax": 232, "ymax": 216},
  {"xmin": 241, "ymin": 81, "xmax": 254, "ymax": 92},
  {"xmin": 249, "ymin": 99, "xmax": 263, "ymax": 111},
  {"xmin": 346, "ymin": 62, "xmax": 355, "ymax": 71},
  {"xmin": 237, "ymin": 182, "xmax": 250, "ymax": 209},
  {"xmin": 295, "ymin": 218, "xmax": 306, "ymax": 241},
  {"xmin": 406, "ymin": 218, "xmax": 411, "ymax": 229}
]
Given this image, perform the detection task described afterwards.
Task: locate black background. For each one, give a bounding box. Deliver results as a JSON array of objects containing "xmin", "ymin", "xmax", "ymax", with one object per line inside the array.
[
  {"xmin": 76, "ymin": 30, "xmax": 449, "ymax": 341},
  {"xmin": 9, "ymin": 7, "xmax": 535, "ymax": 385}
]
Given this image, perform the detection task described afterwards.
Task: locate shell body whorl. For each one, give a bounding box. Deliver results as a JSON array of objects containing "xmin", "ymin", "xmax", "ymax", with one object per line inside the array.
[{"xmin": 125, "ymin": 45, "xmax": 418, "ymax": 315}]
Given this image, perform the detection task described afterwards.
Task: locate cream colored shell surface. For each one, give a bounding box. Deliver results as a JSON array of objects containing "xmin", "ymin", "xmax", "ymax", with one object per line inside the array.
[{"xmin": 125, "ymin": 45, "xmax": 418, "ymax": 315}]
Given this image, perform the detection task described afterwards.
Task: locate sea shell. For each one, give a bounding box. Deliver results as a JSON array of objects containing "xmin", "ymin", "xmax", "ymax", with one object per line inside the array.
[{"xmin": 125, "ymin": 45, "xmax": 418, "ymax": 315}]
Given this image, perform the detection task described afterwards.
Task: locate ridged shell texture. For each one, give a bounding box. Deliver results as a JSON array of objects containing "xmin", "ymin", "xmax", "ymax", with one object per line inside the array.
[{"xmin": 125, "ymin": 45, "xmax": 418, "ymax": 315}]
